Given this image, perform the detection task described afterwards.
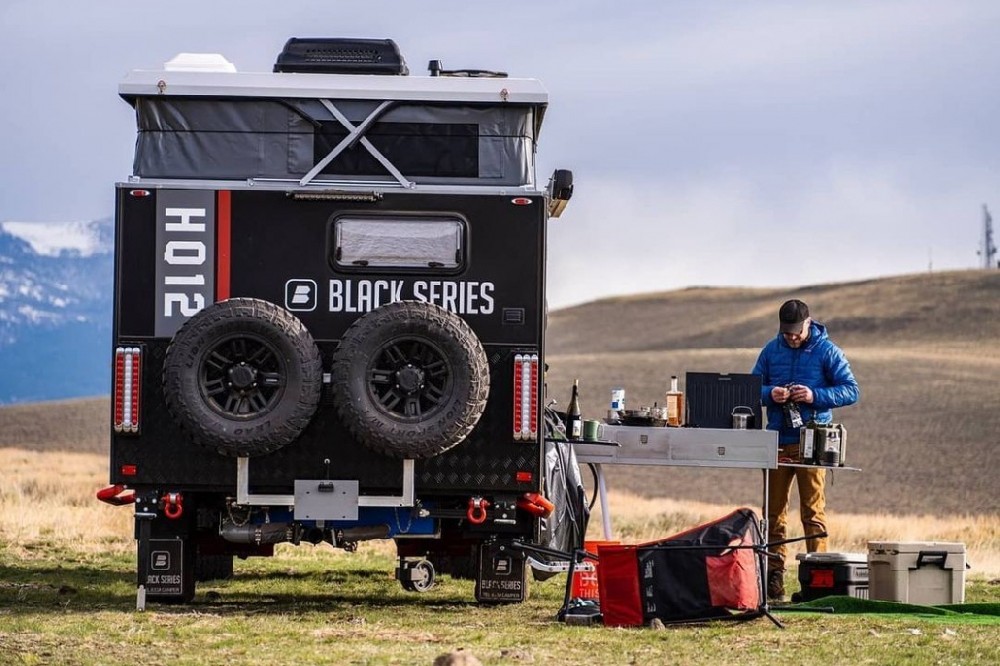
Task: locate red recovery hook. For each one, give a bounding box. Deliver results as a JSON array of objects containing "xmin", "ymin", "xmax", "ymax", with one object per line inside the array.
[
  {"xmin": 466, "ymin": 496, "xmax": 491, "ymax": 525},
  {"xmin": 517, "ymin": 492, "xmax": 555, "ymax": 518},
  {"xmin": 162, "ymin": 492, "xmax": 184, "ymax": 520},
  {"xmin": 96, "ymin": 484, "xmax": 135, "ymax": 506}
]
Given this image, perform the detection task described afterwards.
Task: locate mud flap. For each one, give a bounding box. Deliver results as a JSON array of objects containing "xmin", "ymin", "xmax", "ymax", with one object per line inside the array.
[
  {"xmin": 475, "ymin": 540, "xmax": 528, "ymax": 603},
  {"xmin": 136, "ymin": 514, "xmax": 195, "ymax": 604},
  {"xmin": 143, "ymin": 538, "xmax": 191, "ymax": 597}
]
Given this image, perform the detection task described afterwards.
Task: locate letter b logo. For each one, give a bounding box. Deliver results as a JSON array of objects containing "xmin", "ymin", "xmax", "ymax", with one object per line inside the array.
[{"xmin": 285, "ymin": 279, "xmax": 318, "ymax": 312}]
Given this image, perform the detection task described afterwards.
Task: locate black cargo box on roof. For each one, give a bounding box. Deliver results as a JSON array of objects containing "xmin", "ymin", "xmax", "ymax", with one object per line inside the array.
[{"xmin": 274, "ymin": 37, "xmax": 409, "ymax": 75}]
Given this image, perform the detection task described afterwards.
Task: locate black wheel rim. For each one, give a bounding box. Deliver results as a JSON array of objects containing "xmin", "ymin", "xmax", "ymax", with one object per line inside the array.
[
  {"xmin": 199, "ymin": 333, "xmax": 287, "ymax": 418},
  {"xmin": 367, "ymin": 335, "xmax": 453, "ymax": 422}
]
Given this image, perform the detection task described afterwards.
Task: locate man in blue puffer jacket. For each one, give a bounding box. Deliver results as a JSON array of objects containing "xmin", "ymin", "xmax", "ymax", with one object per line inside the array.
[{"xmin": 751, "ymin": 299, "xmax": 860, "ymax": 601}]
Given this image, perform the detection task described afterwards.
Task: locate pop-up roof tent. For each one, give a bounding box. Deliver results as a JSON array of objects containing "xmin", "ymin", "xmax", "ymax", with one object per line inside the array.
[{"xmin": 118, "ymin": 38, "xmax": 549, "ymax": 189}]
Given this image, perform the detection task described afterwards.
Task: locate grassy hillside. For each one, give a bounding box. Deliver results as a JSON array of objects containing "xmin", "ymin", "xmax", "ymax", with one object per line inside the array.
[
  {"xmin": 547, "ymin": 270, "xmax": 1000, "ymax": 354},
  {"xmin": 0, "ymin": 270, "xmax": 996, "ymax": 516},
  {"xmin": 545, "ymin": 270, "xmax": 1000, "ymax": 515},
  {"xmin": 0, "ymin": 396, "xmax": 108, "ymax": 453}
]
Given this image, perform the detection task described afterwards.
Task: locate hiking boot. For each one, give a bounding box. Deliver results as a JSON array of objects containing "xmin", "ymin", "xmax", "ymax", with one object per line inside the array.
[{"xmin": 767, "ymin": 570, "xmax": 786, "ymax": 602}]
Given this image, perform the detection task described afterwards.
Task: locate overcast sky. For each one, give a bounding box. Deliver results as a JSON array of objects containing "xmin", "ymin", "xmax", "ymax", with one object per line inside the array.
[{"xmin": 1, "ymin": 0, "xmax": 996, "ymax": 307}]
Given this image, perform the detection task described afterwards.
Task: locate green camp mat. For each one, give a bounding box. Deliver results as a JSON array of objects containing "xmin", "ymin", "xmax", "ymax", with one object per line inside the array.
[{"xmin": 776, "ymin": 596, "xmax": 1000, "ymax": 624}]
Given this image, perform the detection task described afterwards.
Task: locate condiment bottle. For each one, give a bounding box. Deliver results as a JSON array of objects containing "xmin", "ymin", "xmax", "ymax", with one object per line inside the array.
[
  {"xmin": 566, "ymin": 379, "xmax": 583, "ymax": 440},
  {"xmin": 666, "ymin": 375, "xmax": 684, "ymax": 427}
]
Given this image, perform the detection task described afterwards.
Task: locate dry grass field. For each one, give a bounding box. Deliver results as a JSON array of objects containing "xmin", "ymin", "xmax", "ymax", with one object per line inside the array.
[
  {"xmin": 1, "ymin": 271, "xmax": 999, "ymax": 664},
  {"xmin": 1, "ymin": 270, "xmax": 995, "ymax": 517},
  {"xmin": 0, "ymin": 270, "xmax": 995, "ymax": 553},
  {"xmin": 546, "ymin": 269, "xmax": 1000, "ymax": 516},
  {"xmin": 1, "ymin": 446, "xmax": 997, "ymax": 574}
]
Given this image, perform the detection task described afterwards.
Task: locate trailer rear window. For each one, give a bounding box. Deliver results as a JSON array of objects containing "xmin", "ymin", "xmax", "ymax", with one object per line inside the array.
[{"xmin": 333, "ymin": 217, "xmax": 464, "ymax": 269}]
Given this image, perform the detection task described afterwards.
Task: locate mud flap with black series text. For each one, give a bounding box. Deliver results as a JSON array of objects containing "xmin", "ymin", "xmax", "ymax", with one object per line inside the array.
[
  {"xmin": 475, "ymin": 540, "xmax": 528, "ymax": 603},
  {"xmin": 135, "ymin": 494, "xmax": 195, "ymax": 607}
]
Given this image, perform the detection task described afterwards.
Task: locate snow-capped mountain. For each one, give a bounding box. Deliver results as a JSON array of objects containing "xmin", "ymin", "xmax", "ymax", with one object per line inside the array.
[{"xmin": 0, "ymin": 218, "xmax": 114, "ymax": 403}]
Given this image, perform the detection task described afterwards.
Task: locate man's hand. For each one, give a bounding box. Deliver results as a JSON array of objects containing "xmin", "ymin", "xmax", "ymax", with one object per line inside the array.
[
  {"xmin": 771, "ymin": 386, "xmax": 791, "ymax": 404},
  {"xmin": 788, "ymin": 384, "xmax": 814, "ymax": 404}
]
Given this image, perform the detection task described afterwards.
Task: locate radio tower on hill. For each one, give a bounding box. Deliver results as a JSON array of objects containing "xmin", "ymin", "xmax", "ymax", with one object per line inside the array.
[{"xmin": 981, "ymin": 204, "xmax": 998, "ymax": 269}]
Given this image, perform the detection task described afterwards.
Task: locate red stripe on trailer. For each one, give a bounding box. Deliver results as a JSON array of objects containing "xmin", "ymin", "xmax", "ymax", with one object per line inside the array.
[{"xmin": 216, "ymin": 190, "xmax": 231, "ymax": 300}]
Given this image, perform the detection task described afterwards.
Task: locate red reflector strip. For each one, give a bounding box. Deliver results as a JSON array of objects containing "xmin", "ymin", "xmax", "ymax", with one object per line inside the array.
[
  {"xmin": 528, "ymin": 355, "xmax": 539, "ymax": 439},
  {"xmin": 516, "ymin": 471, "xmax": 533, "ymax": 483},
  {"xmin": 131, "ymin": 348, "xmax": 141, "ymax": 431},
  {"xmin": 113, "ymin": 349, "xmax": 125, "ymax": 430},
  {"xmin": 113, "ymin": 347, "xmax": 141, "ymax": 434},
  {"xmin": 513, "ymin": 354, "xmax": 524, "ymax": 438},
  {"xmin": 121, "ymin": 464, "xmax": 137, "ymax": 476}
]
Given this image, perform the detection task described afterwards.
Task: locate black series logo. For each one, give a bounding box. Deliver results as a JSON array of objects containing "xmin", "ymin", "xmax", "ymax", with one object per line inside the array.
[{"xmin": 285, "ymin": 279, "xmax": 318, "ymax": 312}]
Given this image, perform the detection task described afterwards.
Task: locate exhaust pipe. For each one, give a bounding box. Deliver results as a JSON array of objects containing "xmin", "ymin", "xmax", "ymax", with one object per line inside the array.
[
  {"xmin": 220, "ymin": 522, "xmax": 390, "ymax": 547},
  {"xmin": 337, "ymin": 524, "xmax": 391, "ymax": 544},
  {"xmin": 220, "ymin": 522, "xmax": 294, "ymax": 545},
  {"xmin": 303, "ymin": 527, "xmax": 326, "ymax": 545}
]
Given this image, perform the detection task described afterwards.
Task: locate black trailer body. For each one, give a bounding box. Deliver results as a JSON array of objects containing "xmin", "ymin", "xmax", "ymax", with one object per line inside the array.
[
  {"xmin": 104, "ymin": 39, "xmax": 574, "ymax": 606},
  {"xmin": 112, "ymin": 188, "xmax": 546, "ymax": 492}
]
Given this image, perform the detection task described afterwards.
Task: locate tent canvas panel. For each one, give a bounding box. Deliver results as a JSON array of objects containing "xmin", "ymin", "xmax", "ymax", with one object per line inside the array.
[{"xmin": 131, "ymin": 97, "xmax": 535, "ymax": 185}]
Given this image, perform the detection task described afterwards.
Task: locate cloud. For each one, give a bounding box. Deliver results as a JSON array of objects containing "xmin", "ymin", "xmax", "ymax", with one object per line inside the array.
[
  {"xmin": 1, "ymin": 1, "xmax": 997, "ymax": 307},
  {"xmin": 547, "ymin": 161, "xmax": 989, "ymax": 308},
  {"xmin": 0, "ymin": 221, "xmax": 107, "ymax": 257}
]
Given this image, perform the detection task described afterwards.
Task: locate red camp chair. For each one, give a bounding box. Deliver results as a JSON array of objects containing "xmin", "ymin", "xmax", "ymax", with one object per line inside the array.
[{"xmin": 597, "ymin": 508, "xmax": 782, "ymax": 627}]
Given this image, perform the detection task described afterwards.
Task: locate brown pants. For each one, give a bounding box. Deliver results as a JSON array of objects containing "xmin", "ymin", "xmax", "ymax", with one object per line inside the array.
[{"xmin": 765, "ymin": 445, "xmax": 827, "ymax": 573}]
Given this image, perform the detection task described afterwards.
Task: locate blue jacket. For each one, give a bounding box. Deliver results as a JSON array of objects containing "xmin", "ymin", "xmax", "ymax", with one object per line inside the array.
[{"xmin": 751, "ymin": 321, "xmax": 860, "ymax": 444}]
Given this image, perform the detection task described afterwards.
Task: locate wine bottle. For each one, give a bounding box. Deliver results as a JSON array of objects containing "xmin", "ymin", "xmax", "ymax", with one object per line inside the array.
[
  {"xmin": 567, "ymin": 379, "xmax": 583, "ymax": 440},
  {"xmin": 666, "ymin": 375, "xmax": 684, "ymax": 427}
]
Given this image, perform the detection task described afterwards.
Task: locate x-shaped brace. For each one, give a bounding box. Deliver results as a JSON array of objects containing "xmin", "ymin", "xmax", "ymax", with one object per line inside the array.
[{"xmin": 299, "ymin": 99, "xmax": 413, "ymax": 188}]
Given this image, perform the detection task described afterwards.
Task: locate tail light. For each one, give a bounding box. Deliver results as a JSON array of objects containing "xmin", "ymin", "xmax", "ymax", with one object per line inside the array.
[
  {"xmin": 114, "ymin": 346, "xmax": 142, "ymax": 433},
  {"xmin": 513, "ymin": 353, "xmax": 539, "ymax": 441}
]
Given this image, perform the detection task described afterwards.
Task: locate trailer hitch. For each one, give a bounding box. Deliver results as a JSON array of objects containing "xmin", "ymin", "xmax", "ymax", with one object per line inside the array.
[{"xmin": 96, "ymin": 484, "xmax": 135, "ymax": 506}]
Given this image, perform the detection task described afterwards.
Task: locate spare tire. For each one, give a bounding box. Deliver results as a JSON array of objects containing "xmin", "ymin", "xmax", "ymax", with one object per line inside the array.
[
  {"xmin": 163, "ymin": 298, "xmax": 322, "ymax": 457},
  {"xmin": 331, "ymin": 301, "xmax": 489, "ymax": 459}
]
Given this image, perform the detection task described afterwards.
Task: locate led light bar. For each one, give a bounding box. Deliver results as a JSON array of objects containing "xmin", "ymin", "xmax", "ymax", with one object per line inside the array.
[
  {"xmin": 513, "ymin": 353, "xmax": 539, "ymax": 441},
  {"xmin": 113, "ymin": 346, "xmax": 142, "ymax": 433}
]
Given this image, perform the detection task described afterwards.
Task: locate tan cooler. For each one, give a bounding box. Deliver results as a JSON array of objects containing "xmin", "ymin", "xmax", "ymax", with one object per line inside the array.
[{"xmin": 867, "ymin": 541, "xmax": 966, "ymax": 605}]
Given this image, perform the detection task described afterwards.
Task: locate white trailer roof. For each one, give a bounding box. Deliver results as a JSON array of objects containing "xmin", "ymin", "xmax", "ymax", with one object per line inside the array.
[{"xmin": 119, "ymin": 62, "xmax": 549, "ymax": 106}]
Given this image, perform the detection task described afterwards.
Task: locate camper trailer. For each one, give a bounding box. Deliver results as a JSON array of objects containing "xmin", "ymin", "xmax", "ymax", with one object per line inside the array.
[{"xmin": 100, "ymin": 38, "xmax": 574, "ymax": 606}]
